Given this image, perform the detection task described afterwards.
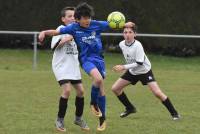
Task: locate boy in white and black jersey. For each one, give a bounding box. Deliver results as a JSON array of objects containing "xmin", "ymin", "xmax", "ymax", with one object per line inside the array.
[
  {"xmin": 111, "ymin": 24, "xmax": 180, "ymax": 120},
  {"xmin": 48, "ymin": 7, "xmax": 89, "ymax": 132}
]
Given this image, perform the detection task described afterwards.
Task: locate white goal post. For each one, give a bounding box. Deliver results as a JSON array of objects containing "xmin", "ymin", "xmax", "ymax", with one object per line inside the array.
[{"xmin": 0, "ymin": 30, "xmax": 200, "ymax": 70}]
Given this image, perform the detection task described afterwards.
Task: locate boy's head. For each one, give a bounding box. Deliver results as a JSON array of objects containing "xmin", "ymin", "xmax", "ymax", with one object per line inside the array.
[
  {"xmin": 61, "ymin": 7, "xmax": 75, "ymax": 25},
  {"xmin": 123, "ymin": 23, "xmax": 137, "ymax": 43},
  {"xmin": 74, "ymin": 2, "xmax": 94, "ymax": 28}
]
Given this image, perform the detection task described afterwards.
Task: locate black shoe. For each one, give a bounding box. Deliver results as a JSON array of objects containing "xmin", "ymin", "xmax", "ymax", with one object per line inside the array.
[{"xmin": 120, "ymin": 108, "xmax": 137, "ymax": 118}]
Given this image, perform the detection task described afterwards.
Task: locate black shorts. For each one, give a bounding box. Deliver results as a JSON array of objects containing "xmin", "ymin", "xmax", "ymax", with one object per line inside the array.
[
  {"xmin": 121, "ymin": 70, "xmax": 156, "ymax": 85},
  {"xmin": 58, "ymin": 79, "xmax": 82, "ymax": 86}
]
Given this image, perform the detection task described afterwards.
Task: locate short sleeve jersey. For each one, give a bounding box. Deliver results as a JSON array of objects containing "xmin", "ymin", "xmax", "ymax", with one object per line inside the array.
[{"xmin": 59, "ymin": 20, "xmax": 110, "ymax": 64}]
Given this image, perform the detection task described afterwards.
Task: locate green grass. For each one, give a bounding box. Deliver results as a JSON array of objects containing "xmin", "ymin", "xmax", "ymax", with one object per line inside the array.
[{"xmin": 0, "ymin": 49, "xmax": 200, "ymax": 134}]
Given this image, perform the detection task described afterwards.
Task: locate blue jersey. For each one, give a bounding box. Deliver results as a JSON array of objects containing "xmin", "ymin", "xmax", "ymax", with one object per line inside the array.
[{"xmin": 59, "ymin": 20, "xmax": 110, "ymax": 64}]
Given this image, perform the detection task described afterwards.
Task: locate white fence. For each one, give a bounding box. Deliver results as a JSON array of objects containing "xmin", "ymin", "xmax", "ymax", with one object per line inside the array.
[{"xmin": 0, "ymin": 30, "xmax": 200, "ymax": 70}]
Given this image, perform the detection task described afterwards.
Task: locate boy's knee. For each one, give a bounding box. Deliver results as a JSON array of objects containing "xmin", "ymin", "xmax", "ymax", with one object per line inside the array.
[
  {"xmin": 111, "ymin": 85, "xmax": 121, "ymax": 95},
  {"xmin": 94, "ymin": 78, "xmax": 103, "ymax": 86},
  {"xmin": 62, "ymin": 88, "xmax": 71, "ymax": 98},
  {"xmin": 111, "ymin": 85, "xmax": 117, "ymax": 92},
  {"xmin": 77, "ymin": 89, "xmax": 84, "ymax": 97},
  {"xmin": 153, "ymin": 90, "xmax": 165, "ymax": 100}
]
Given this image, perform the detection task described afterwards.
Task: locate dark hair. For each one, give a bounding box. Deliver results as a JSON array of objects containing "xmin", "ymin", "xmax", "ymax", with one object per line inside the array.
[
  {"xmin": 74, "ymin": 2, "xmax": 94, "ymax": 19},
  {"xmin": 61, "ymin": 7, "xmax": 75, "ymax": 17}
]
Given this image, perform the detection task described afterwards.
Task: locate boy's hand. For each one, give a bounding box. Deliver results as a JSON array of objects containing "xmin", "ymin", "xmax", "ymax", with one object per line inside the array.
[
  {"xmin": 38, "ymin": 31, "xmax": 46, "ymax": 43},
  {"xmin": 113, "ymin": 65, "xmax": 126, "ymax": 72},
  {"xmin": 58, "ymin": 35, "xmax": 73, "ymax": 46}
]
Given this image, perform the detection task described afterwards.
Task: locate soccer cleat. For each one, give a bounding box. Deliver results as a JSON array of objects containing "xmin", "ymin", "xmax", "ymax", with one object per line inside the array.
[
  {"xmin": 97, "ymin": 120, "xmax": 106, "ymax": 131},
  {"xmin": 91, "ymin": 104, "xmax": 102, "ymax": 117},
  {"xmin": 172, "ymin": 114, "xmax": 181, "ymax": 121},
  {"xmin": 120, "ymin": 108, "xmax": 137, "ymax": 118},
  {"xmin": 55, "ymin": 118, "xmax": 66, "ymax": 132},
  {"xmin": 74, "ymin": 119, "xmax": 90, "ymax": 131}
]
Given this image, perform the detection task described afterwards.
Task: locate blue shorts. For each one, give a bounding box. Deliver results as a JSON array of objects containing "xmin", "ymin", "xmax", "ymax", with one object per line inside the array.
[{"xmin": 82, "ymin": 58, "xmax": 106, "ymax": 78}]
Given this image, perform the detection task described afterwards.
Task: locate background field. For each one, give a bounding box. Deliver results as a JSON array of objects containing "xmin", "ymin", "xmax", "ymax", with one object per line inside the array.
[{"xmin": 0, "ymin": 49, "xmax": 200, "ymax": 134}]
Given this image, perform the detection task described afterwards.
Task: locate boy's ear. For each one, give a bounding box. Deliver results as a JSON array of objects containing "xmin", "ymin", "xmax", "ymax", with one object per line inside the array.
[{"xmin": 61, "ymin": 17, "xmax": 65, "ymax": 22}]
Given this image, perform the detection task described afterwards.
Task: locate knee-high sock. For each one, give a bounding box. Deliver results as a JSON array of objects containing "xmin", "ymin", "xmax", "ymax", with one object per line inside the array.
[
  {"xmin": 162, "ymin": 97, "xmax": 178, "ymax": 116},
  {"xmin": 98, "ymin": 95, "xmax": 106, "ymax": 118},
  {"xmin": 91, "ymin": 85, "xmax": 100, "ymax": 105},
  {"xmin": 75, "ymin": 96, "xmax": 84, "ymax": 118},
  {"xmin": 117, "ymin": 92, "xmax": 135, "ymax": 110},
  {"xmin": 58, "ymin": 97, "xmax": 68, "ymax": 118}
]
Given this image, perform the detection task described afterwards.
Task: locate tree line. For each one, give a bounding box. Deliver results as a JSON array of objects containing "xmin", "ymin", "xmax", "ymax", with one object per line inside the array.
[{"xmin": 0, "ymin": 0, "xmax": 200, "ymax": 56}]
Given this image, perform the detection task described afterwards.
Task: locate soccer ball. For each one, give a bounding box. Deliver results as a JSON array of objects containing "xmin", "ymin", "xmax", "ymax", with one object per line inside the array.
[{"xmin": 107, "ymin": 11, "xmax": 125, "ymax": 29}]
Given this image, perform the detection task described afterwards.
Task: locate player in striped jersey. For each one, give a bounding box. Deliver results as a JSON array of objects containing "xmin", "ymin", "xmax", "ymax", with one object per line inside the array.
[{"xmin": 111, "ymin": 24, "xmax": 180, "ymax": 120}]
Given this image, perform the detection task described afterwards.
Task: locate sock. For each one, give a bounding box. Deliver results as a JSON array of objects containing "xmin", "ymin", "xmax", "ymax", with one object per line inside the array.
[
  {"xmin": 98, "ymin": 95, "xmax": 106, "ymax": 118},
  {"xmin": 90, "ymin": 85, "xmax": 100, "ymax": 105},
  {"xmin": 75, "ymin": 96, "xmax": 84, "ymax": 117},
  {"xmin": 117, "ymin": 92, "xmax": 135, "ymax": 110},
  {"xmin": 162, "ymin": 97, "xmax": 178, "ymax": 116},
  {"xmin": 58, "ymin": 97, "xmax": 68, "ymax": 118}
]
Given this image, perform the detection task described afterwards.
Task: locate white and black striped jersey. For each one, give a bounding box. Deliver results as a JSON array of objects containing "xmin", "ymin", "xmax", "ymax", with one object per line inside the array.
[
  {"xmin": 51, "ymin": 25, "xmax": 81, "ymax": 81},
  {"xmin": 119, "ymin": 40, "xmax": 151, "ymax": 75}
]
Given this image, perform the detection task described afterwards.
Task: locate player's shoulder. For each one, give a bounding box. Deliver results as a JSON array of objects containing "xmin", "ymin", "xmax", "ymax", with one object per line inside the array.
[
  {"xmin": 91, "ymin": 20, "xmax": 107, "ymax": 25},
  {"xmin": 134, "ymin": 40, "xmax": 143, "ymax": 47},
  {"xmin": 59, "ymin": 22, "xmax": 78, "ymax": 29},
  {"xmin": 119, "ymin": 40, "xmax": 126, "ymax": 47},
  {"xmin": 56, "ymin": 25, "xmax": 65, "ymax": 30},
  {"xmin": 91, "ymin": 20, "xmax": 100, "ymax": 24}
]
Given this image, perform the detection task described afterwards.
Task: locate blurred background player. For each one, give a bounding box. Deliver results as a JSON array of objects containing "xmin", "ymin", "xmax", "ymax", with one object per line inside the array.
[
  {"xmin": 38, "ymin": 2, "xmax": 134, "ymax": 131},
  {"xmin": 48, "ymin": 7, "xmax": 89, "ymax": 132},
  {"xmin": 111, "ymin": 24, "xmax": 180, "ymax": 120}
]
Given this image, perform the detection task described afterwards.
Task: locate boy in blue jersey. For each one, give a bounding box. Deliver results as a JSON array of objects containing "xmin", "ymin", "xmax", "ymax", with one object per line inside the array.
[{"xmin": 39, "ymin": 2, "xmax": 134, "ymax": 131}]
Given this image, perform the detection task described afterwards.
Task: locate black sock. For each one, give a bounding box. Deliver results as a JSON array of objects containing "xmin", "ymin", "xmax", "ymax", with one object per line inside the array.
[
  {"xmin": 117, "ymin": 92, "xmax": 135, "ymax": 110},
  {"xmin": 162, "ymin": 97, "xmax": 178, "ymax": 116},
  {"xmin": 57, "ymin": 97, "xmax": 68, "ymax": 118},
  {"xmin": 75, "ymin": 96, "xmax": 84, "ymax": 117}
]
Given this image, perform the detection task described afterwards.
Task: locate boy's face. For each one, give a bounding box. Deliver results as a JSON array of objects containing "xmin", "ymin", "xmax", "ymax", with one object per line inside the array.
[
  {"xmin": 61, "ymin": 10, "xmax": 75, "ymax": 25},
  {"xmin": 76, "ymin": 16, "xmax": 91, "ymax": 28},
  {"xmin": 123, "ymin": 27, "xmax": 136, "ymax": 43}
]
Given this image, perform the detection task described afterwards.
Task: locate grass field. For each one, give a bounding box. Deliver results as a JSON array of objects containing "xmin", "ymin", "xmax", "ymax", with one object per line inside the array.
[{"xmin": 0, "ymin": 49, "xmax": 200, "ymax": 134}]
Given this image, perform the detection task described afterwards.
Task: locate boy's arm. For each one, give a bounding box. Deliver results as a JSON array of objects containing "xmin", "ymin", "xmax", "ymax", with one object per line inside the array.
[
  {"xmin": 113, "ymin": 41, "xmax": 141, "ymax": 73},
  {"xmin": 97, "ymin": 21, "xmax": 135, "ymax": 31},
  {"xmin": 113, "ymin": 65, "xmax": 126, "ymax": 73},
  {"xmin": 58, "ymin": 35, "xmax": 73, "ymax": 46},
  {"xmin": 50, "ymin": 35, "xmax": 73, "ymax": 50},
  {"xmin": 38, "ymin": 29, "xmax": 60, "ymax": 43},
  {"xmin": 113, "ymin": 62, "xmax": 140, "ymax": 73}
]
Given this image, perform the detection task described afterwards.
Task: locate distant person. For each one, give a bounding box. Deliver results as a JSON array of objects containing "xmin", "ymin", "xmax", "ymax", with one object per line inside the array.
[
  {"xmin": 38, "ymin": 2, "xmax": 134, "ymax": 131},
  {"xmin": 47, "ymin": 7, "xmax": 89, "ymax": 132},
  {"xmin": 111, "ymin": 24, "xmax": 180, "ymax": 120}
]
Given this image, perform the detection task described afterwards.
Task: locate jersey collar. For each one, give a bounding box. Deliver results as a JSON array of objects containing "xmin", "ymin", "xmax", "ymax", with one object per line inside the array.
[{"xmin": 125, "ymin": 40, "xmax": 135, "ymax": 47}]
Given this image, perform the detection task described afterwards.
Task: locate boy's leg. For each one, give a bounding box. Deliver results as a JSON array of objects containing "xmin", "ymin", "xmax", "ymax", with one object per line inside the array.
[
  {"xmin": 112, "ymin": 78, "xmax": 137, "ymax": 118},
  {"xmin": 97, "ymin": 95, "xmax": 106, "ymax": 131},
  {"xmin": 82, "ymin": 61, "xmax": 103, "ymax": 117},
  {"xmin": 73, "ymin": 82, "xmax": 90, "ymax": 131},
  {"xmin": 90, "ymin": 68, "xmax": 106, "ymax": 131},
  {"xmin": 90, "ymin": 85, "xmax": 102, "ymax": 117},
  {"xmin": 148, "ymin": 81, "xmax": 180, "ymax": 120},
  {"xmin": 55, "ymin": 81, "xmax": 71, "ymax": 132}
]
